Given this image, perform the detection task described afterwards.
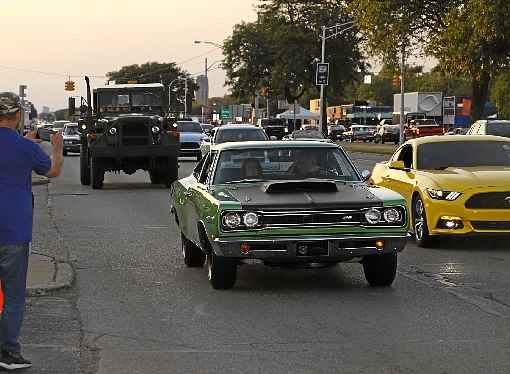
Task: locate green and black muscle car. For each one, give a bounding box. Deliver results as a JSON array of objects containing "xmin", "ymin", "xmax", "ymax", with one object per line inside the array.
[{"xmin": 170, "ymin": 141, "xmax": 409, "ymax": 289}]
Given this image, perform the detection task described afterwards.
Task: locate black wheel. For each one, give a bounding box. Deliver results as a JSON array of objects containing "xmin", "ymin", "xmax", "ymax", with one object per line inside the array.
[
  {"xmin": 163, "ymin": 166, "xmax": 178, "ymax": 188},
  {"xmin": 90, "ymin": 158, "xmax": 104, "ymax": 190},
  {"xmin": 80, "ymin": 148, "xmax": 91, "ymax": 186},
  {"xmin": 413, "ymin": 196, "xmax": 437, "ymax": 248},
  {"xmin": 149, "ymin": 170, "xmax": 161, "ymax": 184},
  {"xmin": 207, "ymin": 251, "xmax": 237, "ymax": 289},
  {"xmin": 363, "ymin": 253, "xmax": 398, "ymax": 287},
  {"xmin": 181, "ymin": 234, "xmax": 206, "ymax": 267}
]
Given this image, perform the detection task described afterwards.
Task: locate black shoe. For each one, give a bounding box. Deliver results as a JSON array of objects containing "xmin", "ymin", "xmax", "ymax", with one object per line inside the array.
[{"xmin": 0, "ymin": 351, "xmax": 32, "ymax": 371}]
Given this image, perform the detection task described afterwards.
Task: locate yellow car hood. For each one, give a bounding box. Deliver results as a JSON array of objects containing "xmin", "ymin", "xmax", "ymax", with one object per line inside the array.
[{"xmin": 420, "ymin": 166, "xmax": 510, "ymax": 192}]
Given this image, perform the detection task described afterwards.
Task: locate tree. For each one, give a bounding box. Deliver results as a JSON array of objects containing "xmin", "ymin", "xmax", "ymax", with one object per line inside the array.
[
  {"xmin": 428, "ymin": 0, "xmax": 510, "ymax": 120},
  {"xmin": 223, "ymin": 0, "xmax": 364, "ymax": 105},
  {"xmin": 492, "ymin": 70, "xmax": 510, "ymax": 118}
]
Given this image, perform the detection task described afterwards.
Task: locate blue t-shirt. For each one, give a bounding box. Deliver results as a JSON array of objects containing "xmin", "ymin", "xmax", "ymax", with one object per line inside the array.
[{"xmin": 0, "ymin": 128, "xmax": 51, "ymax": 245}]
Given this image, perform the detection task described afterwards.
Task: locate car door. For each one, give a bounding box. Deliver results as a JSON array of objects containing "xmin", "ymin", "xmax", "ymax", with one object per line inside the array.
[
  {"xmin": 383, "ymin": 144, "xmax": 416, "ymax": 203},
  {"xmin": 179, "ymin": 157, "xmax": 207, "ymax": 238},
  {"xmin": 187, "ymin": 154, "xmax": 215, "ymax": 244}
]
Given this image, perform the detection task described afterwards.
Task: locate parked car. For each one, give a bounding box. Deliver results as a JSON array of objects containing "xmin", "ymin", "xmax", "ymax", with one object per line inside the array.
[
  {"xmin": 370, "ymin": 135, "xmax": 510, "ymax": 247},
  {"xmin": 445, "ymin": 127, "xmax": 468, "ymax": 135},
  {"xmin": 257, "ymin": 118, "xmax": 288, "ymax": 139},
  {"xmin": 200, "ymin": 124, "xmax": 268, "ymax": 156},
  {"xmin": 171, "ymin": 141, "xmax": 408, "ymax": 289},
  {"xmin": 176, "ymin": 121, "xmax": 208, "ymax": 161},
  {"xmin": 374, "ymin": 124, "xmax": 400, "ymax": 144},
  {"xmin": 343, "ymin": 125, "xmax": 374, "ymax": 142},
  {"xmin": 51, "ymin": 120, "xmax": 70, "ymax": 134},
  {"xmin": 328, "ymin": 124, "xmax": 346, "ymax": 141},
  {"xmin": 404, "ymin": 119, "xmax": 446, "ymax": 139},
  {"xmin": 466, "ymin": 120, "xmax": 510, "ymax": 138},
  {"xmin": 62, "ymin": 123, "xmax": 81, "ymax": 155}
]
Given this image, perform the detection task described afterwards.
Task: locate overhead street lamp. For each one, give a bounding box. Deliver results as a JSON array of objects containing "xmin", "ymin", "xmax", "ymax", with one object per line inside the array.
[
  {"xmin": 194, "ymin": 40, "xmax": 223, "ymax": 49},
  {"xmin": 318, "ymin": 21, "xmax": 355, "ymax": 135}
]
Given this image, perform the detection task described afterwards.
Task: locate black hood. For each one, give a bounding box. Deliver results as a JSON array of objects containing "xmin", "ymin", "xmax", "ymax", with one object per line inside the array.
[{"xmin": 216, "ymin": 181, "xmax": 383, "ymax": 210}]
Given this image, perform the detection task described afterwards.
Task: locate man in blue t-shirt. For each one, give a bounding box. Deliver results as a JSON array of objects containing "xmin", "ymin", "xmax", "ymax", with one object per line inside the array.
[{"xmin": 0, "ymin": 92, "xmax": 63, "ymax": 371}]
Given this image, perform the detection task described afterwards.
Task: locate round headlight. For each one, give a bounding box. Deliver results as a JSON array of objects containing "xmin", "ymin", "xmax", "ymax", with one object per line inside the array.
[
  {"xmin": 223, "ymin": 213, "xmax": 241, "ymax": 229},
  {"xmin": 109, "ymin": 127, "xmax": 117, "ymax": 135},
  {"xmin": 243, "ymin": 212, "xmax": 259, "ymax": 227},
  {"xmin": 383, "ymin": 208, "xmax": 401, "ymax": 223},
  {"xmin": 365, "ymin": 208, "xmax": 381, "ymax": 224},
  {"xmin": 151, "ymin": 125, "xmax": 161, "ymax": 134}
]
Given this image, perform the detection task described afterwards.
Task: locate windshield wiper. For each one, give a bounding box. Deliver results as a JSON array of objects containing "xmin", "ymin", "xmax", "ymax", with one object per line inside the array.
[{"xmin": 224, "ymin": 179, "xmax": 266, "ymax": 184}]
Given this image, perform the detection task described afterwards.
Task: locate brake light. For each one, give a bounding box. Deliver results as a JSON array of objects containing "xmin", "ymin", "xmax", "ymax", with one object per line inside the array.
[{"xmin": 170, "ymin": 129, "xmax": 180, "ymax": 141}]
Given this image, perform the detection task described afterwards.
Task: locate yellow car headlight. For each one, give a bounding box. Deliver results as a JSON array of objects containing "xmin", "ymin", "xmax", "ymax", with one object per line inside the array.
[{"xmin": 426, "ymin": 188, "xmax": 462, "ymax": 201}]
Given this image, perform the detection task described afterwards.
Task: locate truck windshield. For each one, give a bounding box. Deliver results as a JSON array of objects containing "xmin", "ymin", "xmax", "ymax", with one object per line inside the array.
[
  {"xmin": 98, "ymin": 91, "xmax": 162, "ymax": 113},
  {"xmin": 417, "ymin": 141, "xmax": 510, "ymax": 169}
]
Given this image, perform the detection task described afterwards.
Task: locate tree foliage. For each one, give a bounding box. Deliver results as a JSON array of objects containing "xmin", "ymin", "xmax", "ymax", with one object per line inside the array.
[
  {"xmin": 492, "ymin": 70, "xmax": 510, "ymax": 118},
  {"xmin": 223, "ymin": 0, "xmax": 364, "ymax": 103}
]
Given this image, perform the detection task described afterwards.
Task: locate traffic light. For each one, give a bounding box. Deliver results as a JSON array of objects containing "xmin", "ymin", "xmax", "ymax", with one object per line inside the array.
[
  {"xmin": 392, "ymin": 75, "xmax": 401, "ymax": 88},
  {"xmin": 65, "ymin": 80, "xmax": 75, "ymax": 91},
  {"xmin": 260, "ymin": 87, "xmax": 269, "ymax": 97}
]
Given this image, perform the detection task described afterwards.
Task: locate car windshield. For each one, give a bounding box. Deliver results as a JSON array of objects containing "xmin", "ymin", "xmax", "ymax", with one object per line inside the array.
[
  {"xmin": 417, "ymin": 141, "xmax": 510, "ymax": 169},
  {"xmin": 64, "ymin": 126, "xmax": 80, "ymax": 135},
  {"xmin": 131, "ymin": 92, "xmax": 162, "ymax": 111},
  {"xmin": 486, "ymin": 123, "xmax": 510, "ymax": 138},
  {"xmin": 353, "ymin": 127, "xmax": 369, "ymax": 133},
  {"xmin": 53, "ymin": 121, "xmax": 69, "ymax": 129},
  {"xmin": 177, "ymin": 122, "xmax": 203, "ymax": 133},
  {"xmin": 292, "ymin": 129, "xmax": 324, "ymax": 139},
  {"xmin": 216, "ymin": 129, "xmax": 267, "ymax": 143},
  {"xmin": 213, "ymin": 147, "xmax": 360, "ymax": 184}
]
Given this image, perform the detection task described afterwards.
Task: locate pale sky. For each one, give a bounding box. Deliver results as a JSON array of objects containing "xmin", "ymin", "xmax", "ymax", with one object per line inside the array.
[{"xmin": 1, "ymin": 0, "xmax": 257, "ymax": 112}]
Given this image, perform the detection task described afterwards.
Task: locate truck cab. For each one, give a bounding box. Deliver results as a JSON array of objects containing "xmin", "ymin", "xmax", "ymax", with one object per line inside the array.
[{"xmin": 79, "ymin": 79, "xmax": 180, "ymax": 189}]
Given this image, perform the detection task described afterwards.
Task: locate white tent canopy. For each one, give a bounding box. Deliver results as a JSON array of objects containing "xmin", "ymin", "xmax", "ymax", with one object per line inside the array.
[{"xmin": 277, "ymin": 105, "xmax": 320, "ymax": 120}]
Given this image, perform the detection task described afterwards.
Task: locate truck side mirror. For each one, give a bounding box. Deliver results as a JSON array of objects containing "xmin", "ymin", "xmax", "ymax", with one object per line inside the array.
[{"xmin": 388, "ymin": 160, "xmax": 407, "ymax": 171}]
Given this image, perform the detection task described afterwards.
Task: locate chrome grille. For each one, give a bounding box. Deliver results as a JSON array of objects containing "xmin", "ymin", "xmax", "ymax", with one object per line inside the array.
[{"xmin": 259, "ymin": 209, "xmax": 364, "ymax": 228}]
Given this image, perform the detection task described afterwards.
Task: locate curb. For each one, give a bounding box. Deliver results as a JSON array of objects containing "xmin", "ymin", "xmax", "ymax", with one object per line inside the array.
[{"xmin": 27, "ymin": 261, "xmax": 74, "ymax": 297}]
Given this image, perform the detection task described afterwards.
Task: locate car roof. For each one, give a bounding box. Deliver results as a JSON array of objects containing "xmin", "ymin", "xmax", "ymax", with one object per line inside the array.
[
  {"xmin": 217, "ymin": 124, "xmax": 259, "ymax": 130},
  {"xmin": 407, "ymin": 135, "xmax": 510, "ymax": 146},
  {"xmin": 211, "ymin": 140, "xmax": 338, "ymax": 151}
]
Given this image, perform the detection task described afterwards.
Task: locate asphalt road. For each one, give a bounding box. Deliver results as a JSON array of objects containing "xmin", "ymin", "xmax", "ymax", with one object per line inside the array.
[{"xmin": 25, "ymin": 151, "xmax": 510, "ymax": 374}]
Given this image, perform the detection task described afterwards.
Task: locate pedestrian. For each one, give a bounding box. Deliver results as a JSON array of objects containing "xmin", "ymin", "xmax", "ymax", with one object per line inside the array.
[{"xmin": 0, "ymin": 92, "xmax": 63, "ymax": 370}]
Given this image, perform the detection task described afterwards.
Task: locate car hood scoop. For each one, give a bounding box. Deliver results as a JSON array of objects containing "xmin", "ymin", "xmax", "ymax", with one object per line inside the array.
[{"xmin": 263, "ymin": 180, "xmax": 338, "ymax": 193}]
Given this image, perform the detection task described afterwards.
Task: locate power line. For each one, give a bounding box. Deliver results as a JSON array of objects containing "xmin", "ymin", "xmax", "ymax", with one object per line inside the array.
[{"xmin": 0, "ymin": 64, "xmax": 105, "ymax": 78}]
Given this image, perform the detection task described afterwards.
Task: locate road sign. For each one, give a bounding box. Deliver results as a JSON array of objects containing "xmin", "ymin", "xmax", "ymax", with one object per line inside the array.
[
  {"xmin": 221, "ymin": 108, "xmax": 231, "ymax": 119},
  {"xmin": 316, "ymin": 63, "xmax": 329, "ymax": 86}
]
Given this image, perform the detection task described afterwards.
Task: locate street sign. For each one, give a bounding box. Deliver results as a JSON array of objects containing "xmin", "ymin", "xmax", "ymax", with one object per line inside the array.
[
  {"xmin": 221, "ymin": 108, "xmax": 231, "ymax": 119},
  {"xmin": 316, "ymin": 63, "xmax": 329, "ymax": 86}
]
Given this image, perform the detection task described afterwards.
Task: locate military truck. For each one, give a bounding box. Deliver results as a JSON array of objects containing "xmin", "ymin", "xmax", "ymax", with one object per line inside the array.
[{"xmin": 79, "ymin": 77, "xmax": 180, "ymax": 189}]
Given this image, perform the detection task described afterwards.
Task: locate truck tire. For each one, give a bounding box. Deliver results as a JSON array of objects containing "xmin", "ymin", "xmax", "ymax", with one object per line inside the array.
[
  {"xmin": 207, "ymin": 251, "xmax": 237, "ymax": 290},
  {"xmin": 181, "ymin": 234, "xmax": 206, "ymax": 267},
  {"xmin": 149, "ymin": 170, "xmax": 161, "ymax": 184},
  {"xmin": 90, "ymin": 158, "xmax": 104, "ymax": 190},
  {"xmin": 363, "ymin": 253, "xmax": 397, "ymax": 287},
  {"xmin": 80, "ymin": 148, "xmax": 91, "ymax": 186},
  {"xmin": 163, "ymin": 165, "xmax": 179, "ymax": 188}
]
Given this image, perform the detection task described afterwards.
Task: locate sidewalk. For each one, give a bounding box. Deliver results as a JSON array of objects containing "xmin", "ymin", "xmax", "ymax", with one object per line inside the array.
[{"xmin": 27, "ymin": 174, "xmax": 74, "ymax": 295}]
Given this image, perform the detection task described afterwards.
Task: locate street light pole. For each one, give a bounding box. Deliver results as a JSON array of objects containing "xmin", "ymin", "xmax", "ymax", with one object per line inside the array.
[
  {"xmin": 399, "ymin": 45, "xmax": 406, "ymax": 145},
  {"xmin": 319, "ymin": 26, "xmax": 326, "ymax": 133}
]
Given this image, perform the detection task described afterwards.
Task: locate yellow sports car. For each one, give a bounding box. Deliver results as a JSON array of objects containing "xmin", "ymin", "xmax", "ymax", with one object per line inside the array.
[{"xmin": 370, "ymin": 135, "xmax": 510, "ymax": 247}]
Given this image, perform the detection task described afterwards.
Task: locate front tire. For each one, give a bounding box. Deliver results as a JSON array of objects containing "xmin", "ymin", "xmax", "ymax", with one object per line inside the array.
[
  {"xmin": 413, "ymin": 196, "xmax": 437, "ymax": 248},
  {"xmin": 363, "ymin": 253, "xmax": 397, "ymax": 287},
  {"xmin": 181, "ymin": 234, "xmax": 206, "ymax": 267},
  {"xmin": 90, "ymin": 158, "xmax": 104, "ymax": 190},
  {"xmin": 149, "ymin": 170, "xmax": 161, "ymax": 184},
  {"xmin": 80, "ymin": 147, "xmax": 91, "ymax": 186},
  {"xmin": 207, "ymin": 251, "xmax": 237, "ymax": 290}
]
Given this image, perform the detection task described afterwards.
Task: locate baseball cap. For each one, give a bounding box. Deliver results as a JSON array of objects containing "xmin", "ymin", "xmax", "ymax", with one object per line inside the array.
[{"xmin": 0, "ymin": 92, "xmax": 21, "ymax": 116}]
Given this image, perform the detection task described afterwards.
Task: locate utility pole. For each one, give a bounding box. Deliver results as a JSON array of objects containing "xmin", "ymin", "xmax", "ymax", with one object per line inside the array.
[
  {"xmin": 19, "ymin": 85, "xmax": 27, "ymax": 135},
  {"xmin": 254, "ymin": 93, "xmax": 260, "ymax": 125},
  {"xmin": 266, "ymin": 96, "xmax": 270, "ymax": 119},
  {"xmin": 399, "ymin": 45, "xmax": 406, "ymax": 145},
  {"xmin": 184, "ymin": 79, "xmax": 188, "ymax": 117}
]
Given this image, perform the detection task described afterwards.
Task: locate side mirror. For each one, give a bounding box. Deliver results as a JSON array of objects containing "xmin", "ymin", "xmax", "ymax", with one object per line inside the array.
[
  {"xmin": 202, "ymin": 137, "xmax": 210, "ymax": 143},
  {"xmin": 361, "ymin": 170, "xmax": 371, "ymax": 181},
  {"xmin": 270, "ymin": 136, "xmax": 277, "ymax": 141},
  {"xmin": 388, "ymin": 160, "xmax": 407, "ymax": 171}
]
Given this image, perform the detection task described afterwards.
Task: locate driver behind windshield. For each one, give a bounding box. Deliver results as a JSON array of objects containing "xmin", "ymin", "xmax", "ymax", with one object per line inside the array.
[{"xmin": 288, "ymin": 150, "xmax": 321, "ymax": 178}]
